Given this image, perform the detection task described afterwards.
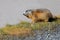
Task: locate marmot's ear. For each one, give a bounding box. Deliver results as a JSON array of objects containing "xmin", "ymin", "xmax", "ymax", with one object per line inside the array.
[
  {"xmin": 31, "ymin": 11, "xmax": 34, "ymax": 13},
  {"xmin": 36, "ymin": 9, "xmax": 40, "ymax": 13},
  {"xmin": 31, "ymin": 11, "xmax": 35, "ymax": 15}
]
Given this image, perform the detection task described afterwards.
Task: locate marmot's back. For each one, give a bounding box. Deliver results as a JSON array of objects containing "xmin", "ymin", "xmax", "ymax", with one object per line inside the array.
[
  {"xmin": 32, "ymin": 9, "xmax": 51, "ymax": 13},
  {"xmin": 32, "ymin": 9, "xmax": 53, "ymax": 19}
]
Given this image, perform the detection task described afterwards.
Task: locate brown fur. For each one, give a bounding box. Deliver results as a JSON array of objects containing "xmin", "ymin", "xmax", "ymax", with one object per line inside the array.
[{"xmin": 23, "ymin": 9, "xmax": 54, "ymax": 23}]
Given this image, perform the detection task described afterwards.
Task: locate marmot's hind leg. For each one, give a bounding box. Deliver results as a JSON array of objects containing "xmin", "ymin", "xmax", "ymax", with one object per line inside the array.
[{"xmin": 44, "ymin": 18, "xmax": 49, "ymax": 22}]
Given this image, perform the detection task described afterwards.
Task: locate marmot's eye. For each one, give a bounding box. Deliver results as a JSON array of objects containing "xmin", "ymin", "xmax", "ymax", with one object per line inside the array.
[
  {"xmin": 26, "ymin": 9, "xmax": 29, "ymax": 12},
  {"xmin": 26, "ymin": 10, "xmax": 32, "ymax": 12}
]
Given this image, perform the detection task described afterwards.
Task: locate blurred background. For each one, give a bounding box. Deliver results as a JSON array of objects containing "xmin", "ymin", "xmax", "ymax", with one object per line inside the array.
[{"xmin": 0, "ymin": 0, "xmax": 60, "ymax": 27}]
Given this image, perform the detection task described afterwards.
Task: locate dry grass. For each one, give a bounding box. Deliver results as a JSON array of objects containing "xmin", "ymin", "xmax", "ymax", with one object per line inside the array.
[
  {"xmin": 1, "ymin": 27, "xmax": 33, "ymax": 36},
  {"xmin": 56, "ymin": 15, "xmax": 60, "ymax": 19},
  {"xmin": 0, "ymin": 18, "xmax": 60, "ymax": 37}
]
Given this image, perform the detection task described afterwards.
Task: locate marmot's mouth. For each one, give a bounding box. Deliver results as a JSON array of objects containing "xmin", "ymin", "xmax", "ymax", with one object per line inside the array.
[{"xmin": 26, "ymin": 16, "xmax": 29, "ymax": 17}]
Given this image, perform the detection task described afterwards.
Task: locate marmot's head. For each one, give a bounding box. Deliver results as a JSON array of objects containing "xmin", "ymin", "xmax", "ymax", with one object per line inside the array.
[{"xmin": 23, "ymin": 9, "xmax": 33, "ymax": 19}]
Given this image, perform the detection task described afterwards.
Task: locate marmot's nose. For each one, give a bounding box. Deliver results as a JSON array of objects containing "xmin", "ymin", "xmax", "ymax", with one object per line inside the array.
[{"xmin": 23, "ymin": 13, "xmax": 25, "ymax": 15}]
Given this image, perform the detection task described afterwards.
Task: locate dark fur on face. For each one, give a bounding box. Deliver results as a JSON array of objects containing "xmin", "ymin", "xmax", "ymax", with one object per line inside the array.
[{"xmin": 23, "ymin": 9, "xmax": 32, "ymax": 18}]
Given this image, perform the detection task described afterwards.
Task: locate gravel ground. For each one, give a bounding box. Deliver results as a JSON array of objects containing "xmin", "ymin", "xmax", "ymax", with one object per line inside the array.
[{"xmin": 0, "ymin": 24, "xmax": 60, "ymax": 40}]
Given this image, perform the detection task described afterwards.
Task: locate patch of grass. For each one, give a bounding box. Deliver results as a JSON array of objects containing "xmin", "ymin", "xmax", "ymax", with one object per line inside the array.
[{"xmin": 0, "ymin": 19, "xmax": 60, "ymax": 36}]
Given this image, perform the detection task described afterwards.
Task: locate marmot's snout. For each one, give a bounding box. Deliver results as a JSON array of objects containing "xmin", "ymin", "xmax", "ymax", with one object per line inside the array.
[
  {"xmin": 23, "ymin": 13, "xmax": 26, "ymax": 16},
  {"xmin": 23, "ymin": 13, "xmax": 29, "ymax": 18}
]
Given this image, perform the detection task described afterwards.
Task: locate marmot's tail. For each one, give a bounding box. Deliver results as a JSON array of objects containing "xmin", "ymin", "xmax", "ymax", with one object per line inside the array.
[
  {"xmin": 53, "ymin": 15, "xmax": 60, "ymax": 19},
  {"xmin": 49, "ymin": 15, "xmax": 60, "ymax": 22},
  {"xmin": 55, "ymin": 16, "xmax": 60, "ymax": 19}
]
